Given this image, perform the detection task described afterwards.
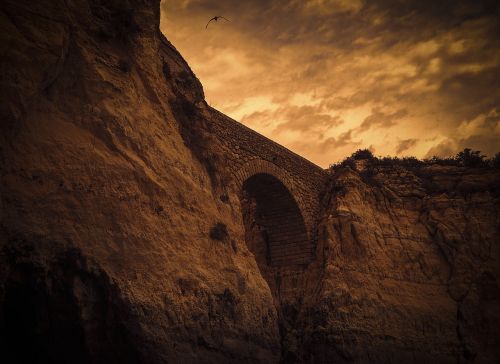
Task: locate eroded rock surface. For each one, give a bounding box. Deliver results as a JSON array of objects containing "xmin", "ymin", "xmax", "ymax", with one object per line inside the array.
[
  {"xmin": 297, "ymin": 163, "xmax": 500, "ymax": 363},
  {"xmin": 0, "ymin": 0, "xmax": 279, "ymax": 362},
  {"xmin": 1, "ymin": 0, "xmax": 499, "ymax": 363}
]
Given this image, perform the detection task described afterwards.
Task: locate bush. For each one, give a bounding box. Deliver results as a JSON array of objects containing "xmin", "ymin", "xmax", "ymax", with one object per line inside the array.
[
  {"xmin": 424, "ymin": 156, "xmax": 459, "ymax": 166},
  {"xmin": 329, "ymin": 148, "xmax": 499, "ymax": 173},
  {"xmin": 209, "ymin": 222, "xmax": 228, "ymax": 241},
  {"xmin": 492, "ymin": 153, "xmax": 500, "ymax": 169},
  {"xmin": 456, "ymin": 148, "xmax": 487, "ymax": 167},
  {"xmin": 399, "ymin": 156, "xmax": 425, "ymax": 168},
  {"xmin": 328, "ymin": 149, "xmax": 373, "ymax": 170},
  {"xmin": 351, "ymin": 149, "xmax": 374, "ymax": 160}
]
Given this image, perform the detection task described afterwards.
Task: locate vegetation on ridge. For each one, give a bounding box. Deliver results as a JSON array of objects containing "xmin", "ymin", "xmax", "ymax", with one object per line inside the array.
[{"xmin": 330, "ymin": 148, "xmax": 500, "ymax": 171}]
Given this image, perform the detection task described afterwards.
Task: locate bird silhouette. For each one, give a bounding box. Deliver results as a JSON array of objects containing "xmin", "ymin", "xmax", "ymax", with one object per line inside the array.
[{"xmin": 206, "ymin": 16, "xmax": 230, "ymax": 28}]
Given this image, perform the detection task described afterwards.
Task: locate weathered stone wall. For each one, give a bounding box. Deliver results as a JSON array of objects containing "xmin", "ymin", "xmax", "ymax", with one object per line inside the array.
[
  {"xmin": 207, "ymin": 108, "xmax": 328, "ymax": 244},
  {"xmin": 242, "ymin": 174, "xmax": 312, "ymax": 267}
]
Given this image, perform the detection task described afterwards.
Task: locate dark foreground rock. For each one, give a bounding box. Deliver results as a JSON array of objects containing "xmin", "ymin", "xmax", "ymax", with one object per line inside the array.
[{"xmin": 0, "ymin": 0, "xmax": 279, "ymax": 362}]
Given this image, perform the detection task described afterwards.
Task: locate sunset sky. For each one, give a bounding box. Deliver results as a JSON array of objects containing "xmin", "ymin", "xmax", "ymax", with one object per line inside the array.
[{"xmin": 160, "ymin": 0, "xmax": 500, "ymax": 167}]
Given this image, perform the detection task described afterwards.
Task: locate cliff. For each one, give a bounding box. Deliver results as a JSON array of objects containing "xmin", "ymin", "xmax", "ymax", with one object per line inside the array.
[
  {"xmin": 0, "ymin": 0, "xmax": 279, "ymax": 362},
  {"xmin": 297, "ymin": 162, "xmax": 500, "ymax": 363},
  {"xmin": 1, "ymin": 0, "xmax": 499, "ymax": 363}
]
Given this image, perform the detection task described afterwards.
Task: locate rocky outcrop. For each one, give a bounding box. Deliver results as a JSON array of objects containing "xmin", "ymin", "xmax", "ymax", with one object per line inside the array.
[
  {"xmin": 296, "ymin": 162, "xmax": 500, "ymax": 363},
  {"xmin": 0, "ymin": 0, "xmax": 279, "ymax": 362},
  {"xmin": 1, "ymin": 0, "xmax": 499, "ymax": 363}
]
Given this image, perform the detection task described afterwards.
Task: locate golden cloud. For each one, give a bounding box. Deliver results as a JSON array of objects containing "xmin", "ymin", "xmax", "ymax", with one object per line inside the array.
[{"xmin": 161, "ymin": 0, "xmax": 500, "ymax": 167}]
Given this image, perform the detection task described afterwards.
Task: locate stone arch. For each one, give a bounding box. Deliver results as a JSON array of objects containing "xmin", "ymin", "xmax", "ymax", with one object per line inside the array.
[
  {"xmin": 233, "ymin": 160, "xmax": 311, "ymax": 235},
  {"xmin": 233, "ymin": 160, "xmax": 313, "ymax": 268}
]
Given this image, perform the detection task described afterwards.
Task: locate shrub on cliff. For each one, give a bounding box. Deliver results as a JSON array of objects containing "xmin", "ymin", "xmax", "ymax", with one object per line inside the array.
[
  {"xmin": 424, "ymin": 156, "xmax": 459, "ymax": 166},
  {"xmin": 456, "ymin": 148, "xmax": 487, "ymax": 167},
  {"xmin": 373, "ymin": 156, "xmax": 425, "ymax": 169},
  {"xmin": 329, "ymin": 148, "xmax": 499, "ymax": 173},
  {"xmin": 209, "ymin": 222, "xmax": 228, "ymax": 241},
  {"xmin": 328, "ymin": 149, "xmax": 373, "ymax": 170},
  {"xmin": 352, "ymin": 149, "xmax": 374, "ymax": 160},
  {"xmin": 492, "ymin": 153, "xmax": 500, "ymax": 169}
]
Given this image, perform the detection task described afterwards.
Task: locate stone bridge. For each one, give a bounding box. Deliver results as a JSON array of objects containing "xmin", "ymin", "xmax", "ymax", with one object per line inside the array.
[
  {"xmin": 207, "ymin": 108, "xmax": 328, "ymax": 268},
  {"xmin": 160, "ymin": 35, "xmax": 328, "ymax": 269}
]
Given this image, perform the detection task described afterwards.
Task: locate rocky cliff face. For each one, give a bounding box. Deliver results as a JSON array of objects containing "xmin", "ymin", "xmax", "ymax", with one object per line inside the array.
[
  {"xmin": 0, "ymin": 0, "xmax": 279, "ymax": 362},
  {"xmin": 1, "ymin": 0, "xmax": 499, "ymax": 363},
  {"xmin": 296, "ymin": 162, "xmax": 500, "ymax": 363}
]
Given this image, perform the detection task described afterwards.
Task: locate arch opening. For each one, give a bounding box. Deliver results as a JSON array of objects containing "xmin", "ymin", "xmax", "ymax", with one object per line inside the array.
[{"xmin": 240, "ymin": 173, "xmax": 312, "ymax": 269}]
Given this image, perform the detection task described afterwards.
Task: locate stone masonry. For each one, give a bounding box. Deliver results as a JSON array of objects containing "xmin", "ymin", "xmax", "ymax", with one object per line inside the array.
[{"xmin": 207, "ymin": 108, "xmax": 328, "ymax": 266}]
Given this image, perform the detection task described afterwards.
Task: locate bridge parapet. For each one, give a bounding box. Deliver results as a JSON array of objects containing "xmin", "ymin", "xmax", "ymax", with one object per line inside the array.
[{"xmin": 207, "ymin": 108, "xmax": 328, "ymax": 251}]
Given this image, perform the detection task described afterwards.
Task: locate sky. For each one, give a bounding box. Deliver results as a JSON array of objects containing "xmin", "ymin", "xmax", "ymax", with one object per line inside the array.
[{"xmin": 160, "ymin": 0, "xmax": 500, "ymax": 167}]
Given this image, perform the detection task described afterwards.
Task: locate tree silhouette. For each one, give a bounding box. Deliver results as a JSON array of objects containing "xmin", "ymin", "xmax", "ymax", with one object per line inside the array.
[{"xmin": 456, "ymin": 148, "xmax": 486, "ymax": 167}]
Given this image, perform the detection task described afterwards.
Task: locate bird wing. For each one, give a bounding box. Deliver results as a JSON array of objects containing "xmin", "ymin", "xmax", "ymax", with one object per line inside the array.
[
  {"xmin": 219, "ymin": 16, "xmax": 230, "ymax": 22},
  {"xmin": 206, "ymin": 17, "xmax": 216, "ymax": 28}
]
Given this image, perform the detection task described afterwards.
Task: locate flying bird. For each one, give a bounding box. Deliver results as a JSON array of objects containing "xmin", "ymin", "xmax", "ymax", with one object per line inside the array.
[{"xmin": 206, "ymin": 16, "xmax": 230, "ymax": 28}]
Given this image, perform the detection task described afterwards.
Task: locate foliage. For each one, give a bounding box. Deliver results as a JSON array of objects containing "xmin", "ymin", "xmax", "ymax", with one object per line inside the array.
[
  {"xmin": 209, "ymin": 222, "xmax": 228, "ymax": 241},
  {"xmin": 456, "ymin": 148, "xmax": 487, "ymax": 167},
  {"xmin": 493, "ymin": 153, "xmax": 500, "ymax": 169},
  {"xmin": 329, "ymin": 148, "xmax": 499, "ymax": 172},
  {"xmin": 425, "ymin": 156, "xmax": 459, "ymax": 166},
  {"xmin": 351, "ymin": 149, "xmax": 374, "ymax": 160}
]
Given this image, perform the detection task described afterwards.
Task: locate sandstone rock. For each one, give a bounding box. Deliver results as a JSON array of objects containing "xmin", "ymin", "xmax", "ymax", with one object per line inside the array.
[
  {"xmin": 1, "ymin": 1, "xmax": 499, "ymax": 363},
  {"xmin": 0, "ymin": 1, "xmax": 279, "ymax": 362},
  {"xmin": 298, "ymin": 164, "xmax": 500, "ymax": 363}
]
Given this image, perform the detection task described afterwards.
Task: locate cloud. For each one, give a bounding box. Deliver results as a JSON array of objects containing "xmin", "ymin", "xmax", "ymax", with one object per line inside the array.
[
  {"xmin": 359, "ymin": 108, "xmax": 408, "ymax": 131},
  {"xmin": 396, "ymin": 138, "xmax": 418, "ymax": 154},
  {"xmin": 457, "ymin": 108, "xmax": 500, "ymax": 137},
  {"xmin": 273, "ymin": 105, "xmax": 343, "ymax": 134},
  {"xmin": 161, "ymin": 0, "xmax": 500, "ymax": 167},
  {"xmin": 320, "ymin": 129, "xmax": 359, "ymax": 150},
  {"xmin": 425, "ymin": 139, "xmax": 457, "ymax": 158},
  {"xmin": 302, "ymin": 0, "xmax": 364, "ymax": 15}
]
